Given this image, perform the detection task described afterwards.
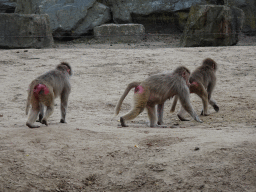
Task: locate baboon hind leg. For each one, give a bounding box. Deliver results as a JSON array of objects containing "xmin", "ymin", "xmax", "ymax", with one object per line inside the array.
[
  {"xmin": 41, "ymin": 92, "xmax": 54, "ymax": 126},
  {"xmin": 120, "ymin": 104, "xmax": 145, "ymax": 127},
  {"xmin": 207, "ymin": 83, "xmax": 219, "ymax": 112},
  {"xmin": 26, "ymin": 97, "xmax": 40, "ymax": 128},
  {"xmin": 41, "ymin": 105, "xmax": 54, "ymax": 126},
  {"xmin": 36, "ymin": 103, "xmax": 44, "ymax": 123},
  {"xmin": 191, "ymin": 82, "xmax": 209, "ymax": 116},
  {"xmin": 60, "ymin": 91, "xmax": 70, "ymax": 123},
  {"xmin": 120, "ymin": 92, "xmax": 148, "ymax": 127},
  {"xmin": 148, "ymin": 105, "xmax": 167, "ymax": 128}
]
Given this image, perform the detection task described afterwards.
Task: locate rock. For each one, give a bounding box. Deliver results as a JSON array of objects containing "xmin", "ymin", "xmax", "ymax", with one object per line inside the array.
[
  {"xmin": 180, "ymin": 5, "xmax": 244, "ymax": 47},
  {"xmin": 226, "ymin": 0, "xmax": 256, "ymax": 35},
  {"xmin": 94, "ymin": 24, "xmax": 145, "ymax": 43},
  {"xmin": 174, "ymin": 11, "xmax": 190, "ymax": 31},
  {"xmin": 38, "ymin": 0, "xmax": 95, "ymax": 38},
  {"xmin": 0, "ymin": 0, "xmax": 16, "ymax": 13},
  {"xmin": 106, "ymin": 0, "xmax": 207, "ymax": 23},
  {"xmin": 16, "ymin": 0, "xmax": 111, "ymax": 39},
  {"xmin": 0, "ymin": 13, "xmax": 53, "ymax": 48},
  {"xmin": 37, "ymin": 0, "xmax": 111, "ymax": 39},
  {"xmin": 15, "ymin": 0, "xmax": 43, "ymax": 14},
  {"xmin": 72, "ymin": 2, "xmax": 111, "ymax": 37}
]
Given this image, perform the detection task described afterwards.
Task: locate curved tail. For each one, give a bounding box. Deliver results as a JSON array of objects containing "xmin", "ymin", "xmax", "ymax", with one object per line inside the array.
[
  {"xmin": 114, "ymin": 81, "xmax": 140, "ymax": 116},
  {"xmin": 170, "ymin": 95, "xmax": 179, "ymax": 113}
]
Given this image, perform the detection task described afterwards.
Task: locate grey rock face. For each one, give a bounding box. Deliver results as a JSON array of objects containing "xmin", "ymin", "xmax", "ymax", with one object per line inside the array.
[
  {"xmin": 106, "ymin": 0, "xmax": 207, "ymax": 23},
  {"xmin": 39, "ymin": 0, "xmax": 96, "ymax": 34},
  {"xmin": 227, "ymin": 0, "xmax": 256, "ymax": 35},
  {"xmin": 94, "ymin": 23, "xmax": 145, "ymax": 43},
  {"xmin": 0, "ymin": 0, "xmax": 16, "ymax": 13},
  {"xmin": 0, "ymin": 13, "xmax": 53, "ymax": 48},
  {"xmin": 37, "ymin": 0, "xmax": 110, "ymax": 39},
  {"xmin": 72, "ymin": 2, "xmax": 111, "ymax": 37},
  {"xmin": 15, "ymin": 0, "xmax": 43, "ymax": 14},
  {"xmin": 180, "ymin": 5, "xmax": 244, "ymax": 47}
]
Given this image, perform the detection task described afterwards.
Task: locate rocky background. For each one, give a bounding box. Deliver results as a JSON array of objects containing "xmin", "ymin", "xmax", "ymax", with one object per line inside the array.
[{"xmin": 0, "ymin": 0, "xmax": 255, "ymax": 47}]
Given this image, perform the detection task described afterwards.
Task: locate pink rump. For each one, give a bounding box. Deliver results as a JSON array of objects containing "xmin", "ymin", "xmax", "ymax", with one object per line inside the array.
[
  {"xmin": 33, "ymin": 84, "xmax": 49, "ymax": 95},
  {"xmin": 134, "ymin": 85, "xmax": 144, "ymax": 94}
]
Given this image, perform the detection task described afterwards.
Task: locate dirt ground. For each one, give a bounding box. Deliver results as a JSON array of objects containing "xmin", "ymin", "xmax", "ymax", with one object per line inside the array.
[{"xmin": 0, "ymin": 35, "xmax": 256, "ymax": 192}]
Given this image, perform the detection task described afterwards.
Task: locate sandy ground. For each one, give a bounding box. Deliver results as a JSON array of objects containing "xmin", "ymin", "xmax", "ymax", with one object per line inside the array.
[{"xmin": 0, "ymin": 35, "xmax": 256, "ymax": 191}]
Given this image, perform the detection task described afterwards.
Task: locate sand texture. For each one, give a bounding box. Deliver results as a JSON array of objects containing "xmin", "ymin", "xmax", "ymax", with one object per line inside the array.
[{"xmin": 0, "ymin": 39, "xmax": 256, "ymax": 191}]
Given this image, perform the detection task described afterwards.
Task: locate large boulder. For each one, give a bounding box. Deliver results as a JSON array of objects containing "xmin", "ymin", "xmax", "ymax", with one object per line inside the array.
[
  {"xmin": 103, "ymin": 0, "xmax": 207, "ymax": 23},
  {"xmin": 15, "ymin": 0, "xmax": 43, "ymax": 14},
  {"xmin": 0, "ymin": 0, "xmax": 16, "ymax": 13},
  {"xmin": 94, "ymin": 24, "xmax": 145, "ymax": 43},
  {"xmin": 71, "ymin": 2, "xmax": 111, "ymax": 37},
  {"xmin": 0, "ymin": 13, "xmax": 53, "ymax": 48},
  {"xmin": 38, "ymin": 0, "xmax": 96, "ymax": 35},
  {"xmin": 15, "ymin": 0, "xmax": 111, "ymax": 39},
  {"xmin": 226, "ymin": 0, "xmax": 256, "ymax": 35},
  {"xmin": 180, "ymin": 5, "xmax": 244, "ymax": 47}
]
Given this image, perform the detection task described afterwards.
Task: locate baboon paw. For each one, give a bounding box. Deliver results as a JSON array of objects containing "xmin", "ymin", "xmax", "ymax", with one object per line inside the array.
[
  {"xmin": 154, "ymin": 124, "xmax": 167, "ymax": 128},
  {"xmin": 36, "ymin": 119, "xmax": 42, "ymax": 123},
  {"xmin": 201, "ymin": 110, "xmax": 209, "ymax": 116},
  {"xmin": 157, "ymin": 121, "xmax": 164, "ymax": 125},
  {"xmin": 195, "ymin": 117, "xmax": 203, "ymax": 123},
  {"xmin": 41, "ymin": 119, "xmax": 48, "ymax": 126},
  {"xmin": 26, "ymin": 123, "xmax": 40, "ymax": 128},
  {"xmin": 213, "ymin": 105, "xmax": 219, "ymax": 112},
  {"xmin": 60, "ymin": 119, "xmax": 66, "ymax": 123},
  {"xmin": 177, "ymin": 114, "xmax": 190, "ymax": 121},
  {"xmin": 120, "ymin": 117, "xmax": 128, "ymax": 127}
]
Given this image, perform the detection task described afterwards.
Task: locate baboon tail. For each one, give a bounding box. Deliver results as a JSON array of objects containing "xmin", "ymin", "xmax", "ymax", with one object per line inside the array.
[
  {"xmin": 170, "ymin": 95, "xmax": 179, "ymax": 113},
  {"xmin": 114, "ymin": 81, "xmax": 141, "ymax": 116}
]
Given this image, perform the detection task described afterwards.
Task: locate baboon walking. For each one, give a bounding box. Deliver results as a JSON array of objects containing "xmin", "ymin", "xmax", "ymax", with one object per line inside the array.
[
  {"xmin": 25, "ymin": 62, "xmax": 72, "ymax": 128},
  {"xmin": 170, "ymin": 58, "xmax": 219, "ymax": 121},
  {"xmin": 115, "ymin": 66, "xmax": 202, "ymax": 127}
]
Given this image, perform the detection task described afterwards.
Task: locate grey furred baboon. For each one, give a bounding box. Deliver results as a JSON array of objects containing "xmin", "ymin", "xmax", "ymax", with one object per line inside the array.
[
  {"xmin": 25, "ymin": 62, "xmax": 72, "ymax": 128},
  {"xmin": 115, "ymin": 66, "xmax": 202, "ymax": 127},
  {"xmin": 170, "ymin": 58, "xmax": 219, "ymax": 121}
]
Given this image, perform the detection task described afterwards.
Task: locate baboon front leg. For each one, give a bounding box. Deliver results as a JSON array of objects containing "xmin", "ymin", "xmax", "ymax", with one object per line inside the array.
[
  {"xmin": 170, "ymin": 95, "xmax": 178, "ymax": 113},
  {"xmin": 179, "ymin": 91, "xmax": 202, "ymax": 123},
  {"xmin": 157, "ymin": 103, "xmax": 164, "ymax": 125},
  {"xmin": 60, "ymin": 92, "xmax": 69, "ymax": 123},
  {"xmin": 177, "ymin": 106, "xmax": 190, "ymax": 121}
]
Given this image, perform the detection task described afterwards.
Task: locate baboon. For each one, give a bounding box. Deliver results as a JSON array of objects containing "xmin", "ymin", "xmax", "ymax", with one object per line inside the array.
[
  {"xmin": 25, "ymin": 62, "xmax": 72, "ymax": 128},
  {"xmin": 115, "ymin": 66, "xmax": 202, "ymax": 127},
  {"xmin": 170, "ymin": 58, "xmax": 219, "ymax": 121}
]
